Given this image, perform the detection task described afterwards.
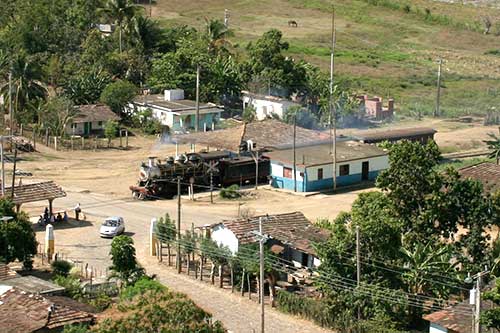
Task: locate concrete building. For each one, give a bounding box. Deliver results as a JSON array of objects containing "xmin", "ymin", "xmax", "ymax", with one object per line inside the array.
[
  {"xmin": 66, "ymin": 104, "xmax": 120, "ymax": 137},
  {"xmin": 265, "ymin": 141, "xmax": 389, "ymax": 192},
  {"xmin": 128, "ymin": 89, "xmax": 222, "ymax": 133},
  {"xmin": 358, "ymin": 95, "xmax": 394, "ymax": 120},
  {"xmin": 242, "ymin": 91, "xmax": 300, "ymax": 120}
]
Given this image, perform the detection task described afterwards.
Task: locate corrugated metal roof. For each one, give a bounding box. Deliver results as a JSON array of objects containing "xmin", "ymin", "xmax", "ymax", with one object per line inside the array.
[
  {"xmin": 354, "ymin": 127, "xmax": 436, "ymax": 142},
  {"xmin": 2, "ymin": 181, "xmax": 66, "ymax": 205}
]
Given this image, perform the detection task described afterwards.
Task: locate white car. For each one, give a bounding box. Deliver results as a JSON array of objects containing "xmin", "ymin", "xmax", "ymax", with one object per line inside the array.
[{"xmin": 99, "ymin": 217, "xmax": 125, "ymax": 238}]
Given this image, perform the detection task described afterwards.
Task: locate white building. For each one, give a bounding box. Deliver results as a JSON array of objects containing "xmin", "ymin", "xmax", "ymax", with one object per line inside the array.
[
  {"xmin": 242, "ymin": 91, "xmax": 300, "ymax": 120},
  {"xmin": 127, "ymin": 89, "xmax": 222, "ymax": 133},
  {"xmin": 209, "ymin": 212, "xmax": 328, "ymax": 269},
  {"xmin": 66, "ymin": 104, "xmax": 120, "ymax": 137}
]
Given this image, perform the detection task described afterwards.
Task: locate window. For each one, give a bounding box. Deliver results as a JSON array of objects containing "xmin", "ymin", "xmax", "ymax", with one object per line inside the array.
[
  {"xmin": 98, "ymin": 121, "xmax": 103, "ymax": 126},
  {"xmin": 317, "ymin": 168, "xmax": 323, "ymax": 180},
  {"xmin": 339, "ymin": 164, "xmax": 350, "ymax": 176},
  {"xmin": 283, "ymin": 167, "xmax": 293, "ymax": 179},
  {"xmin": 71, "ymin": 123, "xmax": 77, "ymax": 129}
]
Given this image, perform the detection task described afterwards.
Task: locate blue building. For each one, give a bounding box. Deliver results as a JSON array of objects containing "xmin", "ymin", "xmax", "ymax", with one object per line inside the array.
[
  {"xmin": 127, "ymin": 89, "xmax": 222, "ymax": 133},
  {"xmin": 265, "ymin": 141, "xmax": 389, "ymax": 192}
]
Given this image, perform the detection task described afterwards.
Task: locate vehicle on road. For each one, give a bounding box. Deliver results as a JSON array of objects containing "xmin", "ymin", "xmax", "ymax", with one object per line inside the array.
[{"xmin": 99, "ymin": 217, "xmax": 125, "ymax": 238}]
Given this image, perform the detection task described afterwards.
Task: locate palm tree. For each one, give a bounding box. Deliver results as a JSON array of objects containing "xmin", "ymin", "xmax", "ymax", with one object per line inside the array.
[
  {"xmin": 205, "ymin": 18, "xmax": 233, "ymax": 54},
  {"xmin": 100, "ymin": 0, "xmax": 141, "ymax": 53},
  {"xmin": 0, "ymin": 53, "xmax": 47, "ymax": 124},
  {"xmin": 484, "ymin": 128, "xmax": 500, "ymax": 165}
]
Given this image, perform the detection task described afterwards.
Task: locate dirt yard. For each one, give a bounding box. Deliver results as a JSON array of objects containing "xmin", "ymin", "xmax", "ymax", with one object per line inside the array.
[{"xmin": 15, "ymin": 118, "xmax": 495, "ymax": 221}]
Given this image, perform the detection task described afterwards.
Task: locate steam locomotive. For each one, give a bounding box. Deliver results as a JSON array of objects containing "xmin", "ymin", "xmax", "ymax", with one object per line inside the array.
[{"xmin": 130, "ymin": 150, "xmax": 270, "ymax": 199}]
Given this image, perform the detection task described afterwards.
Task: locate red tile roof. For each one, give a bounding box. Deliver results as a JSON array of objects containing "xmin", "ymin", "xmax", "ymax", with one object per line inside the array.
[
  {"xmin": 423, "ymin": 300, "xmax": 473, "ymax": 333},
  {"xmin": 458, "ymin": 162, "xmax": 500, "ymax": 194},
  {"xmin": 0, "ymin": 287, "xmax": 95, "ymax": 332},
  {"xmin": 215, "ymin": 212, "xmax": 329, "ymax": 255},
  {"xmin": 0, "ymin": 264, "xmax": 18, "ymax": 281}
]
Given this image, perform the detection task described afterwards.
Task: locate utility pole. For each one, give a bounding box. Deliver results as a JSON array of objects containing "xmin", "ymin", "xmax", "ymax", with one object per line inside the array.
[
  {"xmin": 1, "ymin": 138, "xmax": 4, "ymax": 196},
  {"xmin": 9, "ymin": 71, "xmax": 13, "ymax": 137},
  {"xmin": 149, "ymin": 0, "xmax": 152, "ymax": 17},
  {"xmin": 293, "ymin": 112, "xmax": 297, "ymax": 192},
  {"xmin": 195, "ymin": 66, "xmax": 200, "ymax": 132},
  {"xmin": 177, "ymin": 177, "xmax": 182, "ymax": 274},
  {"xmin": 10, "ymin": 144, "xmax": 17, "ymax": 198},
  {"xmin": 435, "ymin": 58, "xmax": 442, "ymax": 118},
  {"xmin": 329, "ymin": 9, "xmax": 337, "ymax": 192},
  {"xmin": 356, "ymin": 225, "xmax": 361, "ymax": 320},
  {"xmin": 251, "ymin": 217, "xmax": 267, "ymax": 333},
  {"xmin": 224, "ymin": 9, "xmax": 229, "ymax": 28}
]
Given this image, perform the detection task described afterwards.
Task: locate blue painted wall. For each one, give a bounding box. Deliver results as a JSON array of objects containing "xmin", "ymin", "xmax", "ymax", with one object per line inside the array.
[
  {"xmin": 172, "ymin": 113, "xmax": 220, "ymax": 131},
  {"xmin": 271, "ymin": 176, "xmax": 306, "ymax": 192}
]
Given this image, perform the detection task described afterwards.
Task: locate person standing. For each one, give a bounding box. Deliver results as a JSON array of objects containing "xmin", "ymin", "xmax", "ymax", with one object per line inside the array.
[{"xmin": 74, "ymin": 203, "xmax": 81, "ymax": 221}]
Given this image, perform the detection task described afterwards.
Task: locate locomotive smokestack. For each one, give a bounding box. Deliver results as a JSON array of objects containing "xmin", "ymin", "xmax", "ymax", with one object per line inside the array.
[{"xmin": 148, "ymin": 157, "xmax": 157, "ymax": 168}]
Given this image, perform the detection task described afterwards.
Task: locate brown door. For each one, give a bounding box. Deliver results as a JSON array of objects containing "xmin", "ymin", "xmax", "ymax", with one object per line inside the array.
[{"xmin": 362, "ymin": 161, "xmax": 369, "ymax": 180}]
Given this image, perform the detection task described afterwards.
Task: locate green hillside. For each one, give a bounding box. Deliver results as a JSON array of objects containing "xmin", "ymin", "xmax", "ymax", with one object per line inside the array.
[{"xmin": 154, "ymin": 0, "xmax": 500, "ymax": 117}]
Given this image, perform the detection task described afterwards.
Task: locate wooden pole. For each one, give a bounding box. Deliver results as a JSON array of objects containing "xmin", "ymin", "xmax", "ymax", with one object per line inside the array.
[{"xmin": 10, "ymin": 144, "xmax": 17, "ymax": 198}]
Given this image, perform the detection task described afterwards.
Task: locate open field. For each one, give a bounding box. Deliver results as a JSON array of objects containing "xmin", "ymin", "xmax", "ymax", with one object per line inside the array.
[{"xmin": 150, "ymin": 0, "xmax": 500, "ymax": 116}]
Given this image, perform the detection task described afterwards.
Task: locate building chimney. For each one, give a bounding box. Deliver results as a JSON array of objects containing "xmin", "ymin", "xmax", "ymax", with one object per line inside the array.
[{"xmin": 164, "ymin": 89, "xmax": 185, "ymax": 101}]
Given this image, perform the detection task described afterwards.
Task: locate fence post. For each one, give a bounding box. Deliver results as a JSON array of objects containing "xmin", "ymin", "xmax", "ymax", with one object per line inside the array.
[
  {"xmin": 54, "ymin": 137, "xmax": 58, "ymax": 151},
  {"xmin": 81, "ymin": 137, "xmax": 84, "ymax": 149},
  {"xmin": 32, "ymin": 131, "xmax": 36, "ymax": 150},
  {"xmin": 45, "ymin": 129, "xmax": 49, "ymax": 145},
  {"xmin": 94, "ymin": 136, "xmax": 97, "ymax": 151},
  {"xmin": 20, "ymin": 124, "xmax": 23, "ymax": 136},
  {"xmin": 125, "ymin": 130, "xmax": 128, "ymax": 148},
  {"xmin": 119, "ymin": 129, "xmax": 123, "ymax": 147},
  {"xmin": 71, "ymin": 136, "xmax": 74, "ymax": 150}
]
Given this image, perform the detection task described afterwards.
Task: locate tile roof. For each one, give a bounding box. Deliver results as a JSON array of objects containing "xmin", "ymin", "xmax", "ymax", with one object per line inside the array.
[
  {"xmin": 458, "ymin": 162, "xmax": 500, "ymax": 194},
  {"xmin": 0, "ymin": 286, "xmax": 95, "ymax": 333},
  {"xmin": 174, "ymin": 119, "xmax": 331, "ymax": 152},
  {"xmin": 2, "ymin": 181, "xmax": 66, "ymax": 205},
  {"xmin": 215, "ymin": 212, "xmax": 329, "ymax": 255},
  {"xmin": 2, "ymin": 276, "xmax": 65, "ymax": 295},
  {"xmin": 423, "ymin": 300, "xmax": 473, "ymax": 333},
  {"xmin": 0, "ymin": 264, "xmax": 18, "ymax": 281},
  {"xmin": 354, "ymin": 127, "xmax": 437, "ymax": 142},
  {"xmin": 265, "ymin": 140, "xmax": 387, "ymax": 167},
  {"xmin": 73, "ymin": 104, "xmax": 120, "ymax": 124}
]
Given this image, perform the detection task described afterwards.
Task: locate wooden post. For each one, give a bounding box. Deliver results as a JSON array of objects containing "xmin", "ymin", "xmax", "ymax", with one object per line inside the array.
[
  {"xmin": 20, "ymin": 124, "xmax": 23, "ymax": 136},
  {"xmin": 54, "ymin": 137, "xmax": 57, "ymax": 151},
  {"xmin": 32, "ymin": 131, "xmax": 36, "ymax": 150},
  {"xmin": 81, "ymin": 137, "xmax": 84, "ymax": 149},
  {"xmin": 45, "ymin": 129, "xmax": 49, "ymax": 145},
  {"xmin": 125, "ymin": 130, "xmax": 128, "ymax": 148},
  {"xmin": 94, "ymin": 136, "xmax": 97, "ymax": 151},
  {"xmin": 119, "ymin": 129, "xmax": 123, "ymax": 147},
  {"xmin": 71, "ymin": 136, "xmax": 74, "ymax": 150}
]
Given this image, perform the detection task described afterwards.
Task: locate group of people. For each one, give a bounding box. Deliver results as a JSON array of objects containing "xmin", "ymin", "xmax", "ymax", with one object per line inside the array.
[{"xmin": 38, "ymin": 203, "xmax": 82, "ymax": 226}]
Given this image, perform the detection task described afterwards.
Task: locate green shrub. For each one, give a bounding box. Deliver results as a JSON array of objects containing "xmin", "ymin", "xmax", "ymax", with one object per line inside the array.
[
  {"xmin": 219, "ymin": 184, "xmax": 241, "ymax": 199},
  {"xmin": 52, "ymin": 260, "xmax": 73, "ymax": 277},
  {"xmin": 54, "ymin": 275, "xmax": 84, "ymax": 300},
  {"xmin": 120, "ymin": 276, "xmax": 166, "ymax": 301},
  {"xmin": 62, "ymin": 324, "xmax": 90, "ymax": 333},
  {"xmin": 276, "ymin": 290, "xmax": 334, "ymax": 328},
  {"xmin": 89, "ymin": 292, "xmax": 113, "ymax": 312}
]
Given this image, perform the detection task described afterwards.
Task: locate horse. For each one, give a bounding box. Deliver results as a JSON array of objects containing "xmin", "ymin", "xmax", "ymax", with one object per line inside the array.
[{"xmin": 288, "ymin": 20, "xmax": 298, "ymax": 27}]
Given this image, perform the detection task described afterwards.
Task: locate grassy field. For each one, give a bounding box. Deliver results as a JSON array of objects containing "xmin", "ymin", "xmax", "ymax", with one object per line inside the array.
[{"xmin": 151, "ymin": 0, "xmax": 500, "ymax": 117}]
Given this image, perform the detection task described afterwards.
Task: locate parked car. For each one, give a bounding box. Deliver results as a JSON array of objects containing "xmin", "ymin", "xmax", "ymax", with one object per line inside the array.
[{"xmin": 99, "ymin": 217, "xmax": 125, "ymax": 238}]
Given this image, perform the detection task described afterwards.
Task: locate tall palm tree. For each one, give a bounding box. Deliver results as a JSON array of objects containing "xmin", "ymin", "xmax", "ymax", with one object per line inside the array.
[
  {"xmin": 101, "ymin": 0, "xmax": 141, "ymax": 53},
  {"xmin": 484, "ymin": 128, "xmax": 500, "ymax": 165},
  {"xmin": 0, "ymin": 53, "xmax": 47, "ymax": 123},
  {"xmin": 205, "ymin": 18, "xmax": 233, "ymax": 54}
]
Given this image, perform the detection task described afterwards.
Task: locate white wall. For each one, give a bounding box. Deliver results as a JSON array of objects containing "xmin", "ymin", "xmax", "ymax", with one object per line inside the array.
[
  {"xmin": 429, "ymin": 323, "xmax": 447, "ymax": 333},
  {"xmin": 211, "ymin": 225, "xmax": 239, "ymax": 254},
  {"xmin": 306, "ymin": 155, "xmax": 389, "ymax": 181},
  {"xmin": 271, "ymin": 163, "xmax": 303, "ymax": 181},
  {"xmin": 243, "ymin": 96, "xmax": 299, "ymax": 120}
]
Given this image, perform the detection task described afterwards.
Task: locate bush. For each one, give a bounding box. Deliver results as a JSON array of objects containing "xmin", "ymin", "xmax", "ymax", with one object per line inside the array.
[
  {"xmin": 100, "ymin": 80, "xmax": 137, "ymax": 115},
  {"xmin": 219, "ymin": 184, "xmax": 241, "ymax": 199},
  {"xmin": 120, "ymin": 276, "xmax": 166, "ymax": 301},
  {"xmin": 89, "ymin": 292, "xmax": 113, "ymax": 312},
  {"xmin": 276, "ymin": 291, "xmax": 334, "ymax": 328},
  {"xmin": 62, "ymin": 324, "xmax": 90, "ymax": 333},
  {"xmin": 52, "ymin": 260, "xmax": 73, "ymax": 277},
  {"xmin": 54, "ymin": 275, "xmax": 84, "ymax": 300}
]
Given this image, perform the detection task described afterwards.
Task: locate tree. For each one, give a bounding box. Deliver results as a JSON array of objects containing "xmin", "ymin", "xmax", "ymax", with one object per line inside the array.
[
  {"xmin": 283, "ymin": 105, "xmax": 318, "ymax": 129},
  {"xmin": 100, "ymin": 80, "xmax": 137, "ymax": 116},
  {"xmin": 484, "ymin": 128, "xmax": 500, "ymax": 165},
  {"xmin": 104, "ymin": 120, "xmax": 118, "ymax": 147},
  {"xmin": 64, "ymin": 69, "xmax": 111, "ymax": 105},
  {"xmin": 205, "ymin": 18, "xmax": 233, "ymax": 54},
  {"xmin": 155, "ymin": 214, "xmax": 176, "ymax": 266},
  {"xmin": 481, "ymin": 278, "xmax": 500, "ymax": 329},
  {"xmin": 109, "ymin": 235, "xmax": 144, "ymax": 286},
  {"xmin": 242, "ymin": 105, "xmax": 256, "ymax": 122},
  {"xmin": 100, "ymin": 0, "xmax": 142, "ymax": 53},
  {"xmin": 0, "ymin": 199, "xmax": 37, "ymax": 268},
  {"xmin": 181, "ymin": 230, "xmax": 196, "ymax": 275},
  {"xmin": 0, "ymin": 53, "xmax": 48, "ymax": 123},
  {"xmin": 38, "ymin": 96, "xmax": 77, "ymax": 138}
]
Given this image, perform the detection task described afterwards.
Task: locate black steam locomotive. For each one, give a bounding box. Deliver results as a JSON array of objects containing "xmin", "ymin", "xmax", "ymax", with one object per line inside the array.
[{"xmin": 130, "ymin": 151, "xmax": 270, "ymax": 199}]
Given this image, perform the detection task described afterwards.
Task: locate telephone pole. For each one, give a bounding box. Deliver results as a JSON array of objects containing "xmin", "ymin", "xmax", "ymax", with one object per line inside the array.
[
  {"xmin": 251, "ymin": 217, "xmax": 267, "ymax": 333},
  {"xmin": 356, "ymin": 225, "xmax": 361, "ymax": 320},
  {"xmin": 9, "ymin": 71, "xmax": 13, "ymax": 137},
  {"xmin": 224, "ymin": 9, "xmax": 229, "ymax": 28},
  {"xmin": 293, "ymin": 112, "xmax": 297, "ymax": 192},
  {"xmin": 10, "ymin": 144, "xmax": 17, "ymax": 198},
  {"xmin": 330, "ymin": 8, "xmax": 337, "ymax": 192},
  {"xmin": 195, "ymin": 65, "xmax": 200, "ymax": 132},
  {"xmin": 435, "ymin": 58, "xmax": 443, "ymax": 118},
  {"xmin": 177, "ymin": 177, "xmax": 182, "ymax": 274}
]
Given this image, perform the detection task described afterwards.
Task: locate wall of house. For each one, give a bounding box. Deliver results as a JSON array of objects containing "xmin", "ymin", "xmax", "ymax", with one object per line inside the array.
[
  {"xmin": 429, "ymin": 323, "xmax": 448, "ymax": 333},
  {"xmin": 270, "ymin": 163, "xmax": 307, "ymax": 192},
  {"xmin": 270, "ymin": 155, "xmax": 389, "ymax": 192},
  {"xmin": 65, "ymin": 121, "xmax": 106, "ymax": 136},
  {"xmin": 211, "ymin": 225, "xmax": 239, "ymax": 254},
  {"xmin": 243, "ymin": 96, "xmax": 299, "ymax": 120},
  {"xmin": 176, "ymin": 113, "xmax": 220, "ymax": 132},
  {"xmin": 289, "ymin": 248, "xmax": 319, "ymax": 269}
]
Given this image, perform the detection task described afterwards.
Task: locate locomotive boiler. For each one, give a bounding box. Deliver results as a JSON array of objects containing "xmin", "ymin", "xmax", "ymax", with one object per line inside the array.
[{"xmin": 130, "ymin": 151, "xmax": 270, "ymax": 199}]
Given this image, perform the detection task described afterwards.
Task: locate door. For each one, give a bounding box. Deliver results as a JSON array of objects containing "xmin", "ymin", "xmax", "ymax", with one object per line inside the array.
[
  {"xmin": 362, "ymin": 161, "xmax": 369, "ymax": 180},
  {"xmin": 83, "ymin": 122, "xmax": 92, "ymax": 136}
]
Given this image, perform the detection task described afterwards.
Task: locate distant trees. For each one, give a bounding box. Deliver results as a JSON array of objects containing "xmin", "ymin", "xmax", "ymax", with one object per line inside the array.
[
  {"xmin": 100, "ymin": 80, "xmax": 137, "ymax": 116},
  {"xmin": 99, "ymin": 0, "xmax": 142, "ymax": 53}
]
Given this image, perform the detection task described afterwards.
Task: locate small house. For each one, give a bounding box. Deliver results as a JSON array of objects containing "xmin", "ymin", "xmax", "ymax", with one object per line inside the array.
[
  {"xmin": 242, "ymin": 91, "xmax": 301, "ymax": 120},
  {"xmin": 354, "ymin": 127, "xmax": 437, "ymax": 144},
  {"xmin": 357, "ymin": 95, "xmax": 394, "ymax": 120},
  {"xmin": 265, "ymin": 141, "xmax": 389, "ymax": 192},
  {"xmin": 128, "ymin": 89, "xmax": 223, "ymax": 133},
  {"xmin": 66, "ymin": 104, "xmax": 120, "ymax": 137},
  {"xmin": 210, "ymin": 212, "xmax": 329, "ymax": 269}
]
